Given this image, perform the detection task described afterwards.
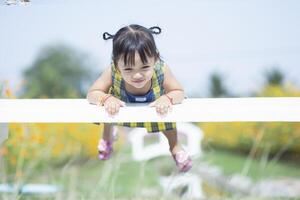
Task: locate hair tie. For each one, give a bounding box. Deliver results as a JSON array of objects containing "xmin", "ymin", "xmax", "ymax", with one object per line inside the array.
[
  {"xmin": 103, "ymin": 32, "xmax": 114, "ymax": 40},
  {"xmin": 149, "ymin": 26, "xmax": 161, "ymax": 35}
]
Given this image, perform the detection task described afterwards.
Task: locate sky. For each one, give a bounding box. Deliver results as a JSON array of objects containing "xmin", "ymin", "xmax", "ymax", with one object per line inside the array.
[{"xmin": 0, "ymin": 0, "xmax": 300, "ymax": 97}]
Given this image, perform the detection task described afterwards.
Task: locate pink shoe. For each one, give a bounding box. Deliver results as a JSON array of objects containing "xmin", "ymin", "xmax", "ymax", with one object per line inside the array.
[
  {"xmin": 98, "ymin": 139, "xmax": 113, "ymax": 160},
  {"xmin": 173, "ymin": 150, "xmax": 193, "ymax": 172}
]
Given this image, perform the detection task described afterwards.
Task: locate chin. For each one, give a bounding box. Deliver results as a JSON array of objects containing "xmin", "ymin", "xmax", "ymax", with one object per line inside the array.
[
  {"xmin": 132, "ymin": 83, "xmax": 146, "ymax": 89},
  {"xmin": 131, "ymin": 80, "xmax": 147, "ymax": 88}
]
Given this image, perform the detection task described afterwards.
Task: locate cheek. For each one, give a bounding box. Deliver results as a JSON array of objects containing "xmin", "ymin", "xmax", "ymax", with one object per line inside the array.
[
  {"xmin": 146, "ymin": 70, "xmax": 154, "ymax": 79},
  {"xmin": 119, "ymin": 70, "xmax": 129, "ymax": 77},
  {"xmin": 122, "ymin": 73, "xmax": 131, "ymax": 81}
]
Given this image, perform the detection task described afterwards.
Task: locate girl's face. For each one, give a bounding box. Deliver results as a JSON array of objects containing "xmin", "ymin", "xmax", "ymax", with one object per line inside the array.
[{"xmin": 117, "ymin": 53, "xmax": 155, "ymax": 89}]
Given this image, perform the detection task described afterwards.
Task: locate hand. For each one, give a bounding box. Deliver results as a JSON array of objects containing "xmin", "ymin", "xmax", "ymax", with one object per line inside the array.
[
  {"xmin": 103, "ymin": 96, "xmax": 126, "ymax": 116},
  {"xmin": 149, "ymin": 95, "xmax": 172, "ymax": 116}
]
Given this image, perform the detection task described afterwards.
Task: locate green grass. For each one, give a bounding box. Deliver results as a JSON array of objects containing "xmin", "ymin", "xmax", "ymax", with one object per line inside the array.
[
  {"xmin": 203, "ymin": 149, "xmax": 300, "ymax": 181},
  {"xmin": 2, "ymin": 143, "xmax": 300, "ymax": 199},
  {"xmin": 0, "ymin": 144, "xmax": 164, "ymax": 199}
]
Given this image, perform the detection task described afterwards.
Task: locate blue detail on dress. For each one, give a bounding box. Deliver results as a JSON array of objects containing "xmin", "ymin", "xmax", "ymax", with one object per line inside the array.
[{"xmin": 125, "ymin": 85, "xmax": 155, "ymax": 103}]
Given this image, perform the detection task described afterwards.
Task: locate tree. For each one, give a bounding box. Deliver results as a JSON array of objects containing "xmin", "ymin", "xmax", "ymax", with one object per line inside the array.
[
  {"xmin": 265, "ymin": 67, "xmax": 284, "ymax": 86},
  {"xmin": 22, "ymin": 44, "xmax": 94, "ymax": 98},
  {"xmin": 208, "ymin": 72, "xmax": 229, "ymax": 97}
]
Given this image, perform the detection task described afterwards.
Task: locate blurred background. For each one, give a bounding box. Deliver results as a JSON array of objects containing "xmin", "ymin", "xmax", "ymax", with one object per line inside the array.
[{"xmin": 0, "ymin": 0, "xmax": 300, "ymax": 199}]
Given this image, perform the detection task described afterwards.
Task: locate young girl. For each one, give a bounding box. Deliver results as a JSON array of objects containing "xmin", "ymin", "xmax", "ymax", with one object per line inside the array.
[{"xmin": 87, "ymin": 24, "xmax": 192, "ymax": 172}]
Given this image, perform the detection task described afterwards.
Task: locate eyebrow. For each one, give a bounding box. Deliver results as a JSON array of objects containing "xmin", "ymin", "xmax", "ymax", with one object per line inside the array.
[{"xmin": 121, "ymin": 63, "xmax": 151, "ymax": 69}]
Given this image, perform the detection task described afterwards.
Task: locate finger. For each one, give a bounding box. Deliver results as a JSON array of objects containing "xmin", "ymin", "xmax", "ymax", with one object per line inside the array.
[
  {"xmin": 113, "ymin": 103, "xmax": 121, "ymax": 114},
  {"xmin": 107, "ymin": 103, "xmax": 115, "ymax": 115},
  {"xmin": 158, "ymin": 107, "xmax": 167, "ymax": 116},
  {"xmin": 119, "ymin": 100, "xmax": 126, "ymax": 107},
  {"xmin": 115, "ymin": 107, "xmax": 120, "ymax": 114},
  {"xmin": 158, "ymin": 104, "xmax": 165, "ymax": 112},
  {"xmin": 107, "ymin": 106, "xmax": 113, "ymax": 115},
  {"xmin": 105, "ymin": 103, "xmax": 110, "ymax": 113},
  {"xmin": 110, "ymin": 103, "xmax": 116, "ymax": 112},
  {"xmin": 109, "ymin": 109, "xmax": 117, "ymax": 116},
  {"xmin": 157, "ymin": 105, "xmax": 164, "ymax": 115},
  {"xmin": 168, "ymin": 105, "xmax": 173, "ymax": 113},
  {"xmin": 161, "ymin": 106, "xmax": 168, "ymax": 115},
  {"xmin": 149, "ymin": 101, "xmax": 156, "ymax": 107},
  {"xmin": 160, "ymin": 110, "xmax": 167, "ymax": 117},
  {"xmin": 104, "ymin": 101, "xmax": 112, "ymax": 109},
  {"xmin": 164, "ymin": 106, "xmax": 168, "ymax": 113},
  {"xmin": 107, "ymin": 107, "xmax": 113, "ymax": 116},
  {"xmin": 115, "ymin": 104, "xmax": 120, "ymax": 112},
  {"xmin": 156, "ymin": 105, "xmax": 161, "ymax": 113},
  {"xmin": 160, "ymin": 104, "xmax": 169, "ymax": 113},
  {"xmin": 105, "ymin": 102, "xmax": 114, "ymax": 115}
]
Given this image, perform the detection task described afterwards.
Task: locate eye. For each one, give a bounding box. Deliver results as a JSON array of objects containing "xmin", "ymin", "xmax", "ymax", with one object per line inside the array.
[
  {"xmin": 124, "ymin": 68, "xmax": 132, "ymax": 72},
  {"xmin": 142, "ymin": 66, "xmax": 150, "ymax": 70}
]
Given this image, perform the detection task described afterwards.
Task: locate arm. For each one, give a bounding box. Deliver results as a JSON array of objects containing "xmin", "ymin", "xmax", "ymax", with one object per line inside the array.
[
  {"xmin": 149, "ymin": 65, "xmax": 184, "ymax": 115},
  {"xmin": 163, "ymin": 65, "xmax": 185, "ymax": 105},
  {"xmin": 86, "ymin": 67, "xmax": 112, "ymax": 105}
]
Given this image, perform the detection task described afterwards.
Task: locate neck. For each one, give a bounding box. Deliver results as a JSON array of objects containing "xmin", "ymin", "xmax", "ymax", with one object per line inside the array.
[{"xmin": 125, "ymin": 80, "xmax": 152, "ymax": 95}]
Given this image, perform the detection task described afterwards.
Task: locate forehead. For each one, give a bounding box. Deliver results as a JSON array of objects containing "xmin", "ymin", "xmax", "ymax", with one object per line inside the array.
[{"xmin": 117, "ymin": 53, "xmax": 155, "ymax": 68}]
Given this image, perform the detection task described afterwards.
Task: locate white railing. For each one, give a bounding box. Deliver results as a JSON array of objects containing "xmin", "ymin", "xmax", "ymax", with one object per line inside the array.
[
  {"xmin": 1, "ymin": 97, "xmax": 300, "ymax": 198},
  {"xmin": 1, "ymin": 98, "xmax": 300, "ymax": 123}
]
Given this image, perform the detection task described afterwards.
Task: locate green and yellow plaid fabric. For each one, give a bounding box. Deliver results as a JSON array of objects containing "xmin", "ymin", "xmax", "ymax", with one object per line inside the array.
[{"xmin": 109, "ymin": 60, "xmax": 176, "ymax": 133}]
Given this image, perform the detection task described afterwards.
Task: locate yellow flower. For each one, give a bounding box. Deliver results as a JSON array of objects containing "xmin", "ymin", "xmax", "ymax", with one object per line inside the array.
[{"xmin": 0, "ymin": 147, "xmax": 8, "ymax": 156}]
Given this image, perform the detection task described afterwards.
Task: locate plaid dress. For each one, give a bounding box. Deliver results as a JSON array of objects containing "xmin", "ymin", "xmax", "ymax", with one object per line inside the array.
[{"xmin": 109, "ymin": 59, "xmax": 176, "ymax": 133}]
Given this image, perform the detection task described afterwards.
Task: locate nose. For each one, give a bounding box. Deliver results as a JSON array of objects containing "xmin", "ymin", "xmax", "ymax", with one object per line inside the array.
[{"xmin": 133, "ymin": 72, "xmax": 143, "ymax": 79}]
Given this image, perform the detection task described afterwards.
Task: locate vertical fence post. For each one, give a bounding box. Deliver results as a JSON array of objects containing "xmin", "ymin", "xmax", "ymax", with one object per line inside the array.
[
  {"xmin": 0, "ymin": 123, "xmax": 8, "ymax": 147},
  {"xmin": 0, "ymin": 123, "xmax": 8, "ymax": 171}
]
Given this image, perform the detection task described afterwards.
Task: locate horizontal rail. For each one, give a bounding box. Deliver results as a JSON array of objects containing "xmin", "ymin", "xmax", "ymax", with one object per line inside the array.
[{"xmin": 0, "ymin": 98, "xmax": 300, "ymax": 123}]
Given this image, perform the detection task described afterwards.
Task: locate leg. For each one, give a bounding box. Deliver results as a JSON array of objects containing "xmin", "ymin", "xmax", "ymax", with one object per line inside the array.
[
  {"xmin": 162, "ymin": 128, "xmax": 182, "ymax": 154},
  {"xmin": 102, "ymin": 123, "xmax": 113, "ymax": 141},
  {"xmin": 162, "ymin": 128, "xmax": 193, "ymax": 172},
  {"xmin": 98, "ymin": 123, "xmax": 114, "ymax": 160}
]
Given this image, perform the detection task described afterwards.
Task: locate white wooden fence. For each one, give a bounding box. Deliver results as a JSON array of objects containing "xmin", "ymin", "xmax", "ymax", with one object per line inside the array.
[{"xmin": 1, "ymin": 98, "xmax": 300, "ymax": 123}]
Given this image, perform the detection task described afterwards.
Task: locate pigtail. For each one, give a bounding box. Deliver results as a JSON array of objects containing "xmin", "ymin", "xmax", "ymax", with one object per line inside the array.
[
  {"xmin": 103, "ymin": 32, "xmax": 114, "ymax": 40},
  {"xmin": 149, "ymin": 26, "xmax": 162, "ymax": 35}
]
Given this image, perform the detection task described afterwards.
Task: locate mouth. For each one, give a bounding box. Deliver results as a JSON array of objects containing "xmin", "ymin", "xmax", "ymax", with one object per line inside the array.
[{"xmin": 132, "ymin": 79, "xmax": 145, "ymax": 83}]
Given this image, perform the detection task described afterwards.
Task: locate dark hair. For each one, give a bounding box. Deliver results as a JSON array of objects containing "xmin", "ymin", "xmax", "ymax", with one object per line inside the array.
[{"xmin": 103, "ymin": 24, "xmax": 162, "ymax": 67}]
